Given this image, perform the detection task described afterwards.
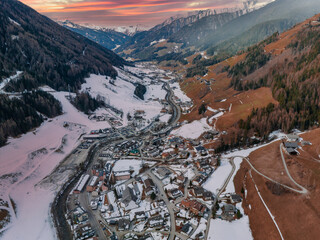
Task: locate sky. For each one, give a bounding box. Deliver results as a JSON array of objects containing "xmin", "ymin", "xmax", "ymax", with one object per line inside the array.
[{"xmin": 20, "ymin": 0, "xmax": 271, "ymax": 27}]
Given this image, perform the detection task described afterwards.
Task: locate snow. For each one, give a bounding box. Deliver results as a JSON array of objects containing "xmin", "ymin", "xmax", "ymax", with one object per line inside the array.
[
  {"xmin": 169, "ymin": 82, "xmax": 191, "ymax": 102},
  {"xmin": 224, "ymin": 157, "xmax": 242, "ymax": 193},
  {"xmin": 164, "ymin": 183, "xmax": 179, "ymax": 191},
  {"xmin": 8, "ymin": 17, "xmax": 21, "ymax": 27},
  {"xmin": 159, "ymin": 114, "xmax": 171, "ymax": 123},
  {"xmin": 208, "ymin": 111, "xmax": 224, "ymax": 124},
  {"xmin": 150, "ymin": 40, "xmax": 158, "ymax": 46},
  {"xmin": 203, "ymin": 159, "xmax": 232, "ymax": 194},
  {"xmin": 172, "ymin": 118, "xmax": 211, "ymax": 139},
  {"xmin": 81, "ymin": 67, "xmax": 166, "ymax": 127},
  {"xmin": 113, "ymin": 159, "xmax": 147, "ymax": 176},
  {"xmin": 208, "ymin": 217, "xmax": 253, "ymax": 240},
  {"xmin": 0, "ymin": 90, "xmax": 118, "ymax": 239},
  {"xmin": 191, "ymin": 218, "xmax": 207, "ymax": 239},
  {"xmin": 207, "ymin": 107, "xmax": 218, "ymax": 113},
  {"xmin": 0, "ymin": 71, "xmax": 23, "ymax": 92},
  {"xmin": 0, "ymin": 63, "xmax": 169, "ymax": 239},
  {"xmin": 112, "ymin": 44, "xmax": 121, "ymax": 51}
]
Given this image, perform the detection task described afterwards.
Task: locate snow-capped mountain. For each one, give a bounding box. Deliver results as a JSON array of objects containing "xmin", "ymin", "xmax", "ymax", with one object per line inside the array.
[
  {"xmin": 110, "ymin": 25, "xmax": 150, "ymax": 36},
  {"xmin": 58, "ymin": 20, "xmax": 132, "ymax": 50}
]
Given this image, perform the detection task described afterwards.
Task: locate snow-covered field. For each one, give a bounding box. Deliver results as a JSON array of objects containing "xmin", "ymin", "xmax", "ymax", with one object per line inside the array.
[
  {"xmin": 0, "ymin": 91, "xmax": 101, "ymax": 239},
  {"xmin": 206, "ymin": 140, "xmax": 290, "ymax": 240},
  {"xmin": 81, "ymin": 66, "xmax": 167, "ymax": 127},
  {"xmin": 169, "ymin": 82, "xmax": 191, "ymax": 103},
  {"xmin": 203, "ymin": 159, "xmax": 232, "ymax": 195},
  {"xmin": 208, "ymin": 217, "xmax": 253, "ymax": 240},
  {"xmin": 172, "ymin": 118, "xmax": 211, "ymax": 139},
  {"xmin": 0, "ymin": 64, "xmax": 169, "ymax": 239}
]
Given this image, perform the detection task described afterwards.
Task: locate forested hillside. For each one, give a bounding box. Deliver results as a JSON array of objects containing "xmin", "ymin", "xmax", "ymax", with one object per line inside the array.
[
  {"xmin": 0, "ymin": 91, "xmax": 62, "ymax": 146},
  {"xmin": 0, "ymin": 0, "xmax": 127, "ymax": 92},
  {"xmin": 217, "ymin": 16, "xmax": 320, "ymax": 150}
]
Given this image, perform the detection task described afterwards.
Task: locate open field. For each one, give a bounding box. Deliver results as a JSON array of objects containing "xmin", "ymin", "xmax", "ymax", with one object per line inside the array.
[{"xmin": 234, "ymin": 128, "xmax": 320, "ymax": 240}]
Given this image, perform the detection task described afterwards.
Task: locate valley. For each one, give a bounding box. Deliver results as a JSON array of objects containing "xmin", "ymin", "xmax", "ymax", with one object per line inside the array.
[{"xmin": 1, "ymin": 0, "xmax": 320, "ymax": 240}]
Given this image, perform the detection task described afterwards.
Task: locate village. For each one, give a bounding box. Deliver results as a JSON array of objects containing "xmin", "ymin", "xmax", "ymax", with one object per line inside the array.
[
  {"xmin": 64, "ymin": 125, "xmax": 252, "ymax": 240},
  {"xmin": 56, "ymin": 62, "xmax": 314, "ymax": 240}
]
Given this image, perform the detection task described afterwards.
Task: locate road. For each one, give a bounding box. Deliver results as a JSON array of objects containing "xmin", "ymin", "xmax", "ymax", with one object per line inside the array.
[
  {"xmin": 148, "ymin": 171, "xmax": 177, "ymax": 240},
  {"xmin": 279, "ymin": 144, "xmax": 308, "ymax": 194},
  {"xmin": 79, "ymin": 192, "xmax": 106, "ymax": 239},
  {"xmin": 163, "ymin": 82, "xmax": 181, "ymax": 127}
]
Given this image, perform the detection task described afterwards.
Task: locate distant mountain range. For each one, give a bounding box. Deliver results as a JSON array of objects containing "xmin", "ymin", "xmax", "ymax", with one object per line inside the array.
[
  {"xmin": 58, "ymin": 20, "xmax": 132, "ymax": 51},
  {"xmin": 116, "ymin": 0, "xmax": 320, "ymax": 61},
  {"xmin": 59, "ymin": 0, "xmax": 320, "ymax": 63}
]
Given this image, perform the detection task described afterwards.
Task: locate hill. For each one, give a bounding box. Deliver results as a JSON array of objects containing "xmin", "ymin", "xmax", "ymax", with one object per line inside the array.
[
  {"xmin": 0, "ymin": 0, "xmax": 129, "ymax": 146},
  {"xmin": 175, "ymin": 13, "xmax": 320, "ymax": 150},
  {"xmin": 202, "ymin": 0, "xmax": 320, "ymax": 54},
  {"xmin": 0, "ymin": 0, "xmax": 127, "ymax": 92}
]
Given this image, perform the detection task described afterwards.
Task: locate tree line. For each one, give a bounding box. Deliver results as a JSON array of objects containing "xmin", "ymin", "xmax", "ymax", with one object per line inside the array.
[{"xmin": 0, "ymin": 90, "xmax": 62, "ymax": 146}]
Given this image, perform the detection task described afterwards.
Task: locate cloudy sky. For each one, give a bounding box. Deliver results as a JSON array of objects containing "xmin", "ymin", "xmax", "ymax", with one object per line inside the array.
[{"xmin": 20, "ymin": 0, "xmax": 271, "ymax": 27}]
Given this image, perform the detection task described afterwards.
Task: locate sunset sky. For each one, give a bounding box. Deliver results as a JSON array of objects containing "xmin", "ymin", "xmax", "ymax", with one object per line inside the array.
[{"xmin": 20, "ymin": 0, "xmax": 271, "ymax": 27}]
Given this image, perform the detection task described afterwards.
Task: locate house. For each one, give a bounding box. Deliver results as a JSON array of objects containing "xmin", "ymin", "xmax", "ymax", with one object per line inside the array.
[
  {"xmin": 230, "ymin": 194, "xmax": 242, "ymax": 203},
  {"xmin": 284, "ymin": 142, "xmax": 299, "ymax": 155},
  {"xmin": 286, "ymin": 134, "xmax": 300, "ymax": 142},
  {"xmin": 181, "ymin": 223, "xmax": 193, "ymax": 236},
  {"xmin": 203, "ymin": 191, "xmax": 213, "ymax": 201},
  {"xmin": 72, "ymin": 207, "xmax": 88, "ymax": 224},
  {"xmin": 181, "ymin": 199, "xmax": 207, "ymax": 216},
  {"xmin": 144, "ymin": 178, "xmax": 155, "ymax": 189},
  {"xmin": 145, "ymin": 186, "xmax": 155, "ymax": 196},
  {"xmin": 86, "ymin": 176, "xmax": 98, "ymax": 192},
  {"xmin": 133, "ymin": 183, "xmax": 141, "ymax": 196},
  {"xmin": 195, "ymin": 145, "xmax": 207, "ymax": 156},
  {"xmin": 112, "ymin": 170, "xmax": 131, "ymax": 181},
  {"xmin": 284, "ymin": 142, "xmax": 299, "ymax": 149},
  {"xmin": 176, "ymin": 175, "xmax": 186, "ymax": 184},
  {"xmin": 286, "ymin": 148, "xmax": 298, "ymax": 155},
  {"xmin": 121, "ymin": 187, "xmax": 138, "ymax": 207},
  {"xmin": 118, "ymin": 218, "xmax": 130, "ymax": 231},
  {"xmin": 149, "ymin": 215, "xmax": 164, "ymax": 227},
  {"xmin": 223, "ymin": 204, "xmax": 237, "ymax": 218},
  {"xmin": 75, "ymin": 223, "xmax": 95, "ymax": 239},
  {"xmin": 135, "ymin": 211, "xmax": 146, "ymax": 221},
  {"xmin": 73, "ymin": 174, "xmax": 90, "ymax": 194},
  {"xmin": 168, "ymin": 188, "xmax": 183, "ymax": 199},
  {"xmin": 192, "ymin": 175, "xmax": 206, "ymax": 186},
  {"xmin": 129, "ymin": 149, "xmax": 140, "ymax": 156},
  {"xmin": 192, "ymin": 187, "xmax": 204, "ymax": 197},
  {"xmin": 155, "ymin": 167, "xmax": 171, "ymax": 179}
]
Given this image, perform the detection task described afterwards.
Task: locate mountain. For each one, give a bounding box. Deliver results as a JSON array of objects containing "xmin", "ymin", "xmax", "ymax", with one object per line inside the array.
[
  {"xmin": 209, "ymin": 18, "xmax": 296, "ymax": 56},
  {"xmin": 117, "ymin": 0, "xmax": 277, "ymax": 61},
  {"xmin": 0, "ymin": 0, "xmax": 129, "ymax": 146},
  {"xmin": 151, "ymin": 9, "xmax": 215, "ymax": 32},
  {"xmin": 178, "ymin": 13, "xmax": 320, "ymax": 147},
  {"xmin": 202, "ymin": 0, "xmax": 320, "ymax": 54},
  {"xmin": 110, "ymin": 25, "xmax": 150, "ymax": 36},
  {"xmin": 118, "ymin": 10, "xmax": 244, "ymax": 60},
  {"xmin": 58, "ymin": 20, "xmax": 132, "ymax": 51},
  {"xmin": 0, "ymin": 0, "xmax": 127, "ymax": 92},
  {"xmin": 116, "ymin": 0, "xmax": 320, "ymax": 63}
]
